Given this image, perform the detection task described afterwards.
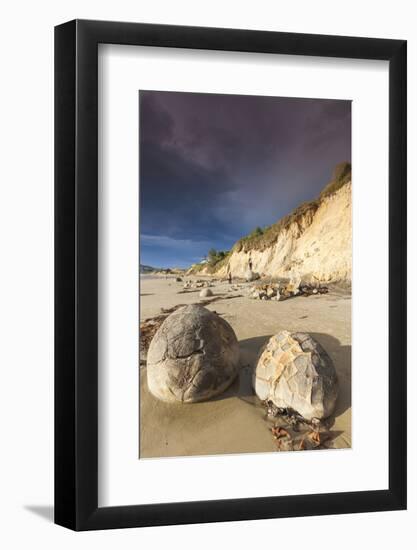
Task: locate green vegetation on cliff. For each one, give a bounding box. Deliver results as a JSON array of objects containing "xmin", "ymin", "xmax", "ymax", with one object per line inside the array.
[
  {"xmin": 188, "ymin": 248, "xmax": 230, "ymax": 274},
  {"xmin": 207, "ymin": 248, "xmax": 229, "ymax": 267}
]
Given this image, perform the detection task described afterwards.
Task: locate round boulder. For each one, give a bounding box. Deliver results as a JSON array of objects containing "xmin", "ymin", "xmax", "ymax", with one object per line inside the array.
[
  {"xmin": 199, "ymin": 288, "xmax": 213, "ymax": 298},
  {"xmin": 253, "ymin": 331, "xmax": 338, "ymax": 419},
  {"xmin": 245, "ymin": 269, "xmax": 256, "ymax": 282},
  {"xmin": 147, "ymin": 304, "xmax": 240, "ymax": 403}
]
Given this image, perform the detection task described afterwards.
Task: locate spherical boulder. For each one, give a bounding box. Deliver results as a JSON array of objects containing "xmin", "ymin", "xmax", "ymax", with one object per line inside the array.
[
  {"xmin": 245, "ymin": 269, "xmax": 256, "ymax": 282},
  {"xmin": 147, "ymin": 304, "xmax": 240, "ymax": 403},
  {"xmin": 253, "ymin": 331, "xmax": 338, "ymax": 419},
  {"xmin": 199, "ymin": 288, "xmax": 213, "ymax": 298}
]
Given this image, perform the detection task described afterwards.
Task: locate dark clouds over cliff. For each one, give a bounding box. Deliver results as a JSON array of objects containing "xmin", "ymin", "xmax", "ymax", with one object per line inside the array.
[{"xmin": 139, "ymin": 90, "xmax": 351, "ymax": 268}]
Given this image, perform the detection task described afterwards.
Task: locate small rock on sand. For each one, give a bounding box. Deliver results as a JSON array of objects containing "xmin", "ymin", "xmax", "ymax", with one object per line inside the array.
[
  {"xmin": 245, "ymin": 269, "xmax": 260, "ymax": 282},
  {"xmin": 199, "ymin": 288, "xmax": 213, "ymax": 298}
]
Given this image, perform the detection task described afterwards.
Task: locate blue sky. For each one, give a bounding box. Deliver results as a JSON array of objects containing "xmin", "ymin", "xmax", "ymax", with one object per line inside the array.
[{"xmin": 139, "ymin": 91, "xmax": 351, "ymax": 268}]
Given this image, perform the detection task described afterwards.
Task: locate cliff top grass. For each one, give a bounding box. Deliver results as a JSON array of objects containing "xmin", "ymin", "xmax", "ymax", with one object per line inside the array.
[
  {"xmin": 319, "ymin": 161, "xmax": 352, "ymax": 199},
  {"xmin": 234, "ymin": 162, "xmax": 351, "ymax": 253}
]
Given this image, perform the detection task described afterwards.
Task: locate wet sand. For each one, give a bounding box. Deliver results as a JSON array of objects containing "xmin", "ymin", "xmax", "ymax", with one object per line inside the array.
[{"xmin": 139, "ymin": 275, "xmax": 351, "ymax": 458}]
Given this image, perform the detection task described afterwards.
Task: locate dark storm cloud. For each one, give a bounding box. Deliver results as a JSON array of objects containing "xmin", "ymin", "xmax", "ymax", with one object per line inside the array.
[
  {"xmin": 140, "ymin": 140, "xmax": 235, "ymax": 241},
  {"xmin": 139, "ymin": 90, "xmax": 351, "ymax": 267}
]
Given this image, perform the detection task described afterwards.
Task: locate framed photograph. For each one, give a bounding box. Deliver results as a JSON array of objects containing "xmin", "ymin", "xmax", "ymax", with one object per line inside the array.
[{"xmin": 55, "ymin": 20, "xmax": 407, "ymax": 530}]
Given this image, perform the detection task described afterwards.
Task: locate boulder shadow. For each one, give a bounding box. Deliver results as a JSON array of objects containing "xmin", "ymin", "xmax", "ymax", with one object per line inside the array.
[
  {"xmin": 310, "ymin": 332, "xmax": 351, "ymax": 421},
  {"xmin": 210, "ymin": 334, "xmax": 272, "ymax": 403},
  {"xmin": 176, "ymin": 289, "xmax": 201, "ymax": 294}
]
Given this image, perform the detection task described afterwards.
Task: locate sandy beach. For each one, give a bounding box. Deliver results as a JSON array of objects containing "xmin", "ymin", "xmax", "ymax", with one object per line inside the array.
[{"xmin": 139, "ymin": 275, "xmax": 351, "ymax": 458}]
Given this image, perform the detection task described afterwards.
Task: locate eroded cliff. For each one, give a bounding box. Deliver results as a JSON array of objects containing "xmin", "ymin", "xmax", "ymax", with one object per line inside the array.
[{"xmin": 190, "ymin": 162, "xmax": 352, "ymax": 284}]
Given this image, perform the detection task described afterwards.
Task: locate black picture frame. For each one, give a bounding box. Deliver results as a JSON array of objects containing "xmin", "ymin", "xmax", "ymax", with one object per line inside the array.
[{"xmin": 55, "ymin": 19, "xmax": 407, "ymax": 531}]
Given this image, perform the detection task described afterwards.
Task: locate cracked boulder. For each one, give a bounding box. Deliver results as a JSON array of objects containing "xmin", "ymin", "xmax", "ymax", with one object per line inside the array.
[
  {"xmin": 253, "ymin": 331, "xmax": 338, "ymax": 419},
  {"xmin": 146, "ymin": 304, "xmax": 240, "ymax": 403}
]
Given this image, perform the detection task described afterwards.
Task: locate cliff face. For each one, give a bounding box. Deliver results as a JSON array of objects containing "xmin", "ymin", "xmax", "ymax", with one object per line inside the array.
[
  {"xmin": 219, "ymin": 181, "xmax": 351, "ymax": 282},
  {"xmin": 193, "ymin": 163, "xmax": 352, "ymax": 283}
]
